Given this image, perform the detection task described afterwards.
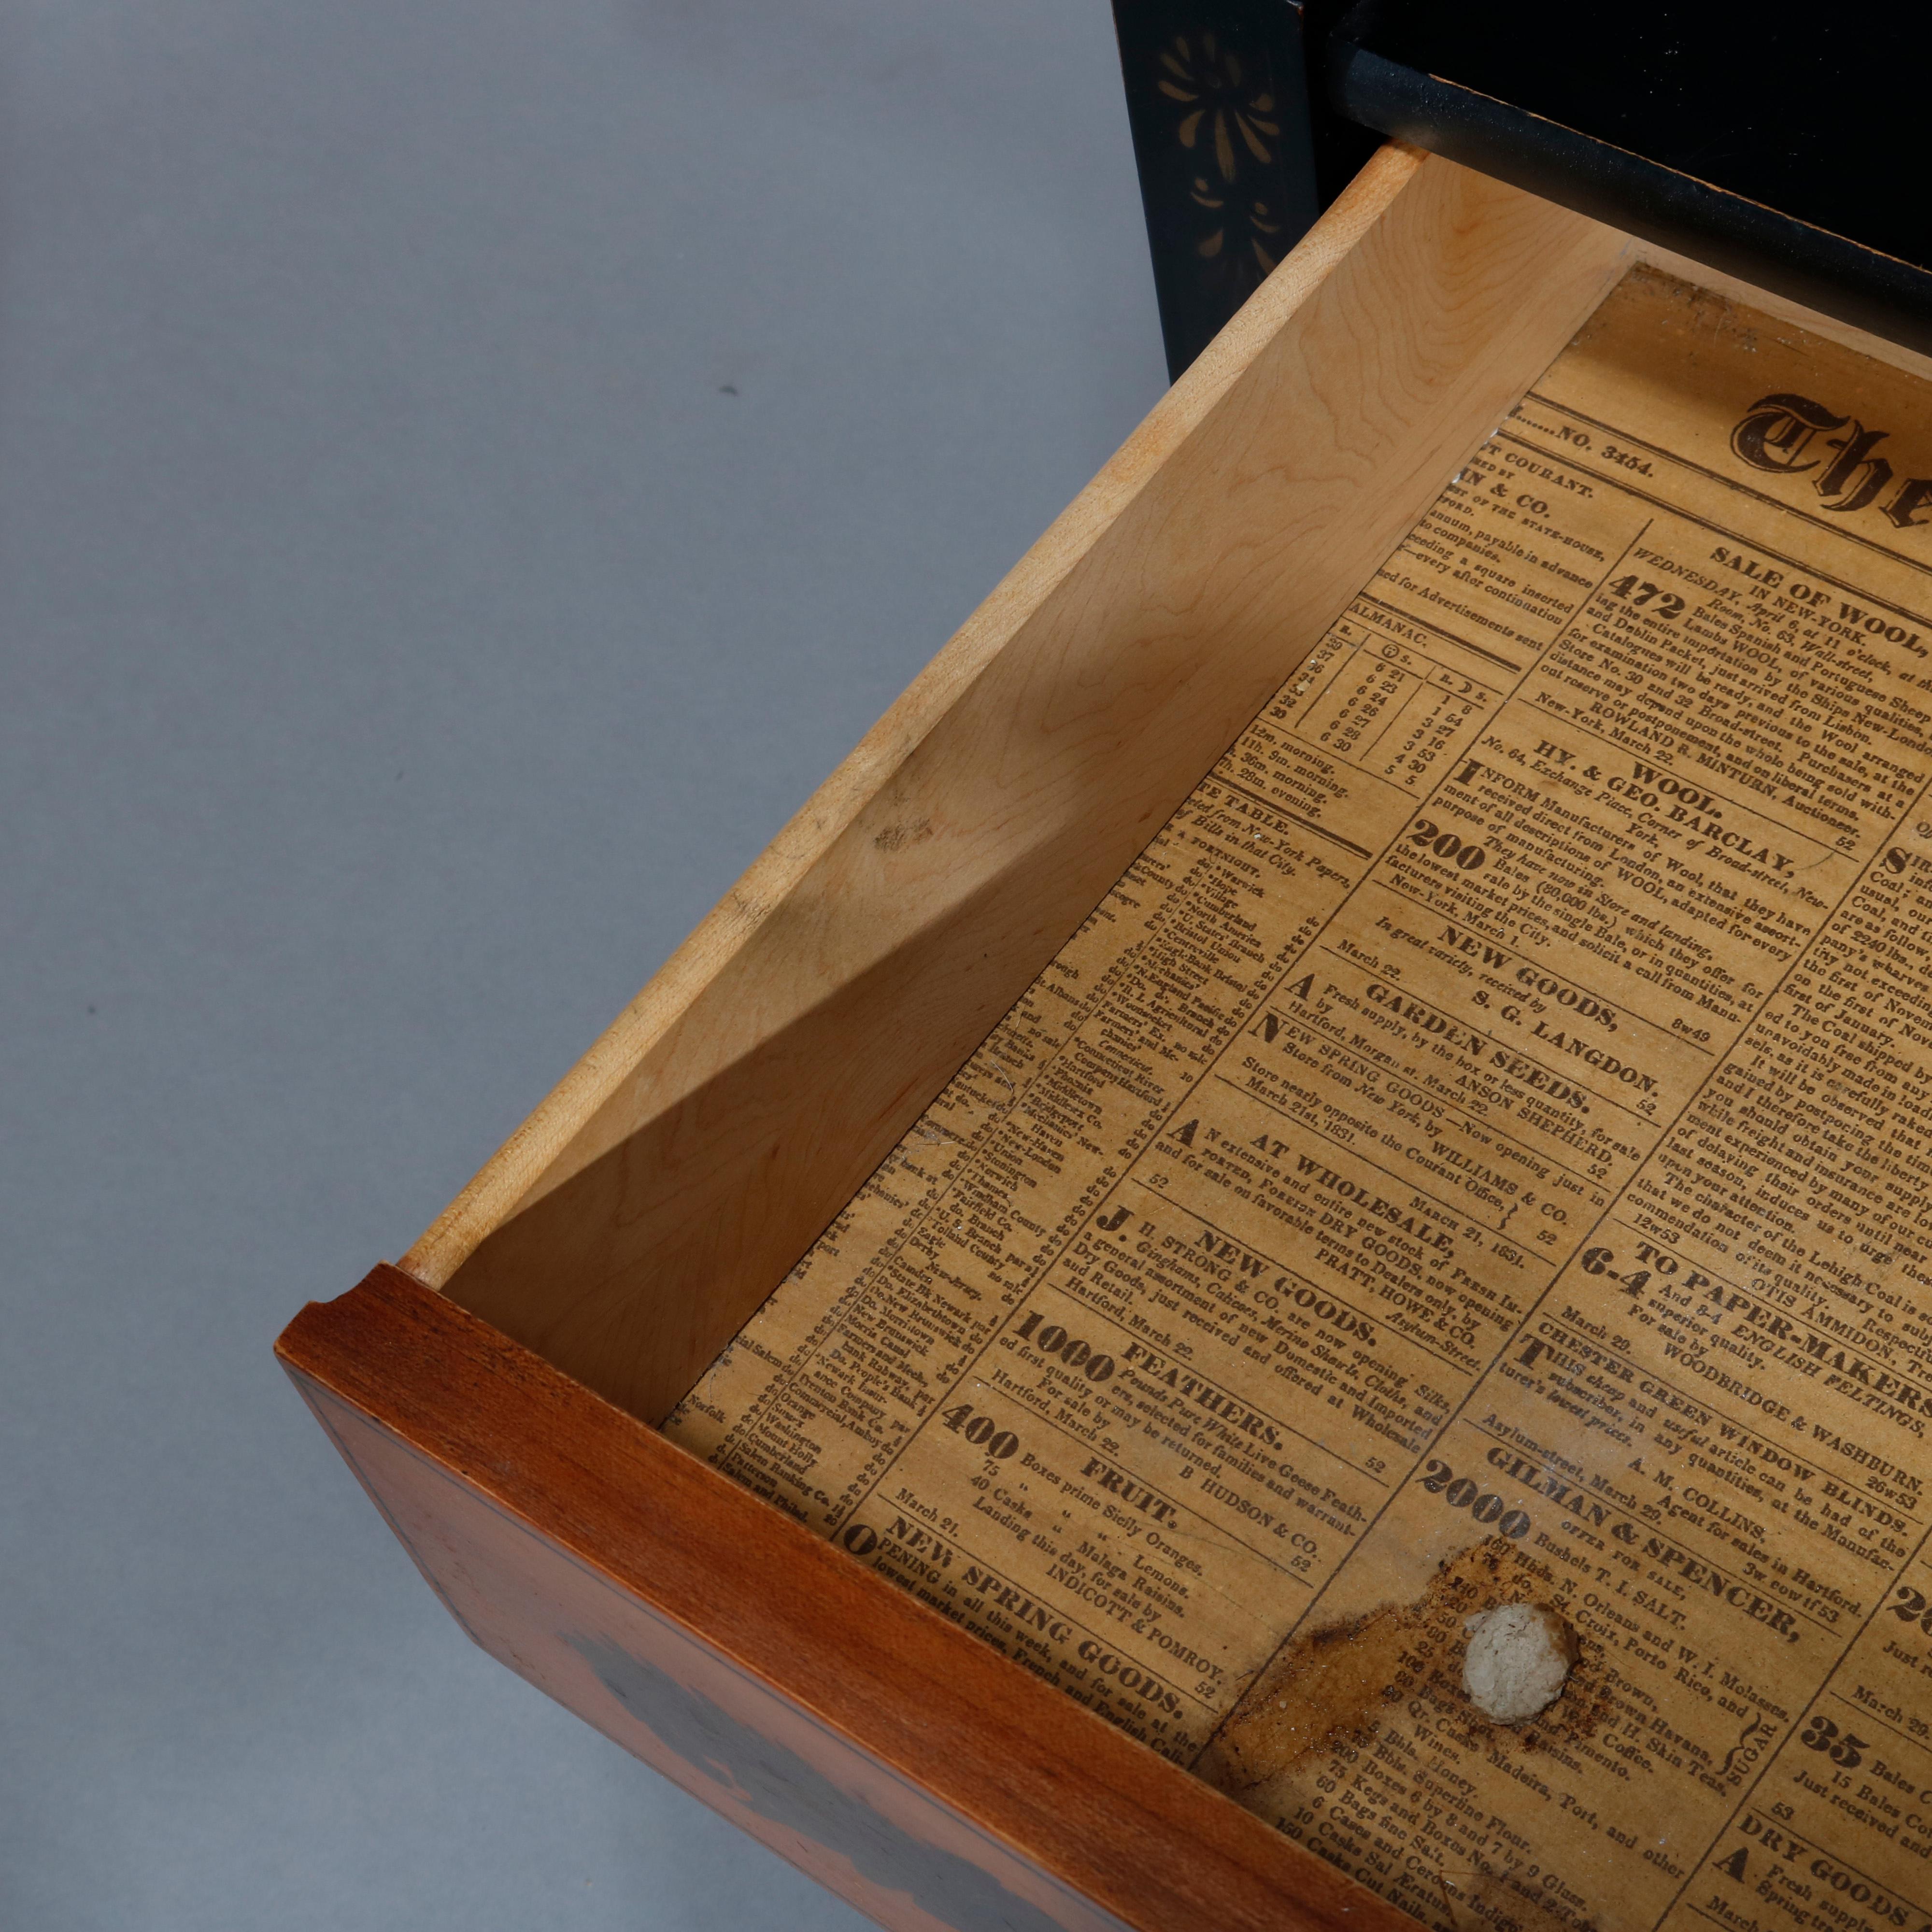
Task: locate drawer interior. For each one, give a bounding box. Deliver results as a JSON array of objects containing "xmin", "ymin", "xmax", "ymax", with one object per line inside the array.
[
  {"xmin": 415, "ymin": 148, "xmax": 1639, "ymax": 1420},
  {"xmin": 384, "ymin": 144, "xmax": 1932, "ymax": 1932}
]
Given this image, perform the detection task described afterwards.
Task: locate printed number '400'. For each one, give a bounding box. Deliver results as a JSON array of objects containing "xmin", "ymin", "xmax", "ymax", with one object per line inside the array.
[{"xmin": 941, "ymin": 1405, "xmax": 1019, "ymax": 1459}]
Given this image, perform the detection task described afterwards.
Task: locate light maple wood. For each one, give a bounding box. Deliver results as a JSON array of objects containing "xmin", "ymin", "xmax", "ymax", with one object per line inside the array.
[
  {"xmin": 410, "ymin": 150, "xmax": 1637, "ymax": 1426},
  {"xmin": 279, "ymin": 1267, "xmax": 1419, "ymax": 1932},
  {"xmin": 399, "ymin": 142, "xmax": 1431, "ymax": 1295}
]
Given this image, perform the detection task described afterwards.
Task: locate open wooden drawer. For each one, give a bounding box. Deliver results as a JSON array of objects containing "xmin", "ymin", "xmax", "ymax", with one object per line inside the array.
[{"xmin": 278, "ymin": 147, "xmax": 1932, "ymax": 1932}]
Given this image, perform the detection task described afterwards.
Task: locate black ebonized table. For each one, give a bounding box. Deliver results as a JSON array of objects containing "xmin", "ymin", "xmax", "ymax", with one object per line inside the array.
[{"xmin": 1111, "ymin": 2, "xmax": 1932, "ymax": 379}]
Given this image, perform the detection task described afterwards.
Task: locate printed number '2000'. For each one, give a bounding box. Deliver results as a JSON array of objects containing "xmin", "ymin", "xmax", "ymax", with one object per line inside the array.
[{"xmin": 1419, "ymin": 1459, "xmax": 1531, "ymax": 1537}]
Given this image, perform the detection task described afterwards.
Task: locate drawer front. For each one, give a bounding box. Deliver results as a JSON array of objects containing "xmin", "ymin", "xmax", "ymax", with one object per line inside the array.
[{"xmin": 281, "ymin": 1267, "xmax": 1401, "ymax": 1932}]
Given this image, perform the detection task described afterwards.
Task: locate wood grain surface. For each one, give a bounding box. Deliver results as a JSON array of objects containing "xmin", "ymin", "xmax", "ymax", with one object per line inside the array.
[
  {"xmin": 279, "ymin": 1264, "xmax": 1421, "ymax": 1932},
  {"xmin": 412, "ymin": 151, "xmax": 1635, "ymax": 1427}
]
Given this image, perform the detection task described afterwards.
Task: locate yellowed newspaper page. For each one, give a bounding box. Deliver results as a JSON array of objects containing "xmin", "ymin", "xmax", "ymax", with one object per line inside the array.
[{"xmin": 666, "ymin": 266, "xmax": 1932, "ymax": 1932}]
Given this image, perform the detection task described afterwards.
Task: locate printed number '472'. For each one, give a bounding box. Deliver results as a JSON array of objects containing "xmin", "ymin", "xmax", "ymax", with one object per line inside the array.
[{"xmin": 1606, "ymin": 575, "xmax": 1686, "ymax": 621}]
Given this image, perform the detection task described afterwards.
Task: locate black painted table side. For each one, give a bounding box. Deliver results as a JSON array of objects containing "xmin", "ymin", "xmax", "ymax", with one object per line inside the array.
[{"xmin": 1110, "ymin": 0, "xmax": 1932, "ymax": 376}]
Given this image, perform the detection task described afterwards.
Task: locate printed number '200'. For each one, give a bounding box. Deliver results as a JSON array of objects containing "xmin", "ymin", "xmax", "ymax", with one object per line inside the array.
[
  {"xmin": 1419, "ymin": 1459, "xmax": 1531, "ymax": 1537},
  {"xmin": 1408, "ymin": 820, "xmax": 1488, "ymax": 870}
]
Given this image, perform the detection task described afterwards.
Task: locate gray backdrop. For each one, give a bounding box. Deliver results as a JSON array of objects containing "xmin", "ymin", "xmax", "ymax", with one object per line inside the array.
[{"xmin": 0, "ymin": 0, "xmax": 1165, "ymax": 1924}]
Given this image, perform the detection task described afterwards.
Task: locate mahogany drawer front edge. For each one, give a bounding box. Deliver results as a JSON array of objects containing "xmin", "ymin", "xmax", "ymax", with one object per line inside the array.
[{"xmin": 276, "ymin": 1264, "xmax": 1406, "ymax": 1932}]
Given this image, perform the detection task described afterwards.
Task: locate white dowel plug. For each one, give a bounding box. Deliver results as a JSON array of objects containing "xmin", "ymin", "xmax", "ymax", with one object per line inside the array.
[{"xmin": 1463, "ymin": 1604, "xmax": 1577, "ymax": 1723}]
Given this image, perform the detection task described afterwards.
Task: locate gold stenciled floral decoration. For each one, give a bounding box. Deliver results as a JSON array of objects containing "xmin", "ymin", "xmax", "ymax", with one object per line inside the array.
[{"xmin": 1157, "ymin": 31, "xmax": 1285, "ymax": 289}]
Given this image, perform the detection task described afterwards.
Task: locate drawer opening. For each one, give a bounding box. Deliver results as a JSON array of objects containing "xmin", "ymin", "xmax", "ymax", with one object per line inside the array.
[
  {"xmin": 412, "ymin": 147, "xmax": 1642, "ymax": 1428},
  {"xmin": 327, "ymin": 145, "xmax": 1932, "ymax": 1932}
]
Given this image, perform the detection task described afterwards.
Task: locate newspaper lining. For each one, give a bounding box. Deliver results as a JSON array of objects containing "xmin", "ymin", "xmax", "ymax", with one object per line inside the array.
[{"xmin": 668, "ymin": 267, "xmax": 1932, "ymax": 1932}]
